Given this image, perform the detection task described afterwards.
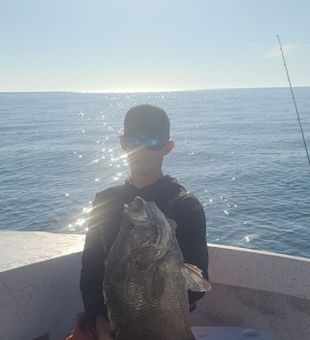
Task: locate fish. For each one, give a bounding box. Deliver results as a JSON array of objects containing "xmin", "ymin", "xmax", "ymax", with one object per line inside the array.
[{"xmin": 103, "ymin": 196, "xmax": 211, "ymax": 340}]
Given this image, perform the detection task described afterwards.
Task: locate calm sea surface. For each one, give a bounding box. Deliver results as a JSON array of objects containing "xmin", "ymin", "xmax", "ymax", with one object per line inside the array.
[{"xmin": 1, "ymin": 88, "xmax": 310, "ymax": 258}]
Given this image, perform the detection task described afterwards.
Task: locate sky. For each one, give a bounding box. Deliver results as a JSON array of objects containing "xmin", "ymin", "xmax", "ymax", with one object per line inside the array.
[{"xmin": 1, "ymin": 0, "xmax": 309, "ymax": 92}]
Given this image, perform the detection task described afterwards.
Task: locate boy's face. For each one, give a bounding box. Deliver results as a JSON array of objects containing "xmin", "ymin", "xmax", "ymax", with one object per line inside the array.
[{"xmin": 120, "ymin": 134, "xmax": 174, "ymax": 177}]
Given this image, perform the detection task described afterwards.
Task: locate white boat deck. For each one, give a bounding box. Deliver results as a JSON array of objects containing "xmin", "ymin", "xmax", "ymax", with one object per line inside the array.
[{"xmin": 0, "ymin": 230, "xmax": 85, "ymax": 272}]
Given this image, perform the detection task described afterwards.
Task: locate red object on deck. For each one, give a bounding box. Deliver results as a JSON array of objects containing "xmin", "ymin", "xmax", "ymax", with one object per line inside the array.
[{"xmin": 64, "ymin": 312, "xmax": 98, "ymax": 340}]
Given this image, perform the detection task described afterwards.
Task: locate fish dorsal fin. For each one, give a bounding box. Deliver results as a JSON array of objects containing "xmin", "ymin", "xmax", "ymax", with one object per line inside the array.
[{"xmin": 182, "ymin": 263, "xmax": 212, "ymax": 292}]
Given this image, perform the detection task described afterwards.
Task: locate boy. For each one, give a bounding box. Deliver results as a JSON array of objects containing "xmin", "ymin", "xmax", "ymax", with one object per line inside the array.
[{"xmin": 79, "ymin": 104, "xmax": 209, "ymax": 339}]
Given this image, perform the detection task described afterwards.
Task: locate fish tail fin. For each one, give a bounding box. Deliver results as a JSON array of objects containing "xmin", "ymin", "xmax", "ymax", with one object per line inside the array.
[{"xmin": 182, "ymin": 263, "xmax": 212, "ymax": 292}]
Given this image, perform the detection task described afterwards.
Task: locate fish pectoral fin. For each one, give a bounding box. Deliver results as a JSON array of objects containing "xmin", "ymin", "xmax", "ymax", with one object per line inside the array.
[{"xmin": 182, "ymin": 263, "xmax": 212, "ymax": 292}]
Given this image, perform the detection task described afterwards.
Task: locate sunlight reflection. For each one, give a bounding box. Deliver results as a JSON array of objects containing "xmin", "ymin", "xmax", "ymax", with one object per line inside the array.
[
  {"xmin": 82, "ymin": 207, "xmax": 92, "ymax": 214},
  {"xmin": 68, "ymin": 224, "xmax": 76, "ymax": 231},
  {"xmin": 244, "ymin": 234, "xmax": 256, "ymax": 242},
  {"xmin": 76, "ymin": 218, "xmax": 86, "ymax": 227}
]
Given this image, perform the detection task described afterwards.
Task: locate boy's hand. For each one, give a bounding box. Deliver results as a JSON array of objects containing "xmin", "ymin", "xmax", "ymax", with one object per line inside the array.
[
  {"xmin": 98, "ymin": 336, "xmax": 114, "ymax": 340},
  {"xmin": 96, "ymin": 315, "xmax": 115, "ymax": 339}
]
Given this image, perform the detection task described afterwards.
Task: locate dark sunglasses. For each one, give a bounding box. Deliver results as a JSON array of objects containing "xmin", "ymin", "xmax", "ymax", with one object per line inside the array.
[{"xmin": 124, "ymin": 136, "xmax": 167, "ymax": 151}]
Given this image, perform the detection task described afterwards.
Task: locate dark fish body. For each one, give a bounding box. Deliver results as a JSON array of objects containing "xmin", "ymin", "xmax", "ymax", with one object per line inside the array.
[{"xmin": 103, "ymin": 197, "xmax": 211, "ymax": 340}]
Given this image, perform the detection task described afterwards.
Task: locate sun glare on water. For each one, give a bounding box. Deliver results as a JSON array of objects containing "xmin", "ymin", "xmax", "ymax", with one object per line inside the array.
[{"xmin": 78, "ymin": 88, "xmax": 182, "ymax": 94}]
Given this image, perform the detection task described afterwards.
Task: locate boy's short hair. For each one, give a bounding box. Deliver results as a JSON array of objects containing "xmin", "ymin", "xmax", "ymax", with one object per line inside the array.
[{"xmin": 124, "ymin": 104, "xmax": 170, "ymax": 140}]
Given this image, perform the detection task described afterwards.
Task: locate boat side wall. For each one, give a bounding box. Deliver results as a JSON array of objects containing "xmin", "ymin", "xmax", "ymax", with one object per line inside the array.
[
  {"xmin": 0, "ymin": 253, "xmax": 83, "ymax": 340},
  {"xmin": 207, "ymin": 244, "xmax": 310, "ymax": 299}
]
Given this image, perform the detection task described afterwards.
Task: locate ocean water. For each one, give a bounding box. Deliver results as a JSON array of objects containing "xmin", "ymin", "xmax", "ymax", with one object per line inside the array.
[{"xmin": 1, "ymin": 88, "xmax": 310, "ymax": 258}]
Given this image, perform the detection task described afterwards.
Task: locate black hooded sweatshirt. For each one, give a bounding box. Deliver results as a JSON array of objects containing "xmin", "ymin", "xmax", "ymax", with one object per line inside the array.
[{"xmin": 79, "ymin": 175, "xmax": 209, "ymax": 329}]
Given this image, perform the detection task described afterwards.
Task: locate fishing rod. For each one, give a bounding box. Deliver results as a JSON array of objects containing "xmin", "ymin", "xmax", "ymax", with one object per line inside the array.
[{"xmin": 277, "ymin": 34, "xmax": 310, "ymax": 172}]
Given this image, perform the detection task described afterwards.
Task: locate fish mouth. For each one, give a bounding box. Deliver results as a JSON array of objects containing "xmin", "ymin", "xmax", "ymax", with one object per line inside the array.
[{"xmin": 124, "ymin": 196, "xmax": 148, "ymax": 221}]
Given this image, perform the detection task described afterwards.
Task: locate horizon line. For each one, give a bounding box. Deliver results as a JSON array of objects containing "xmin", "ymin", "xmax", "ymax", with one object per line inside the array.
[{"xmin": 0, "ymin": 84, "xmax": 309, "ymax": 94}]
